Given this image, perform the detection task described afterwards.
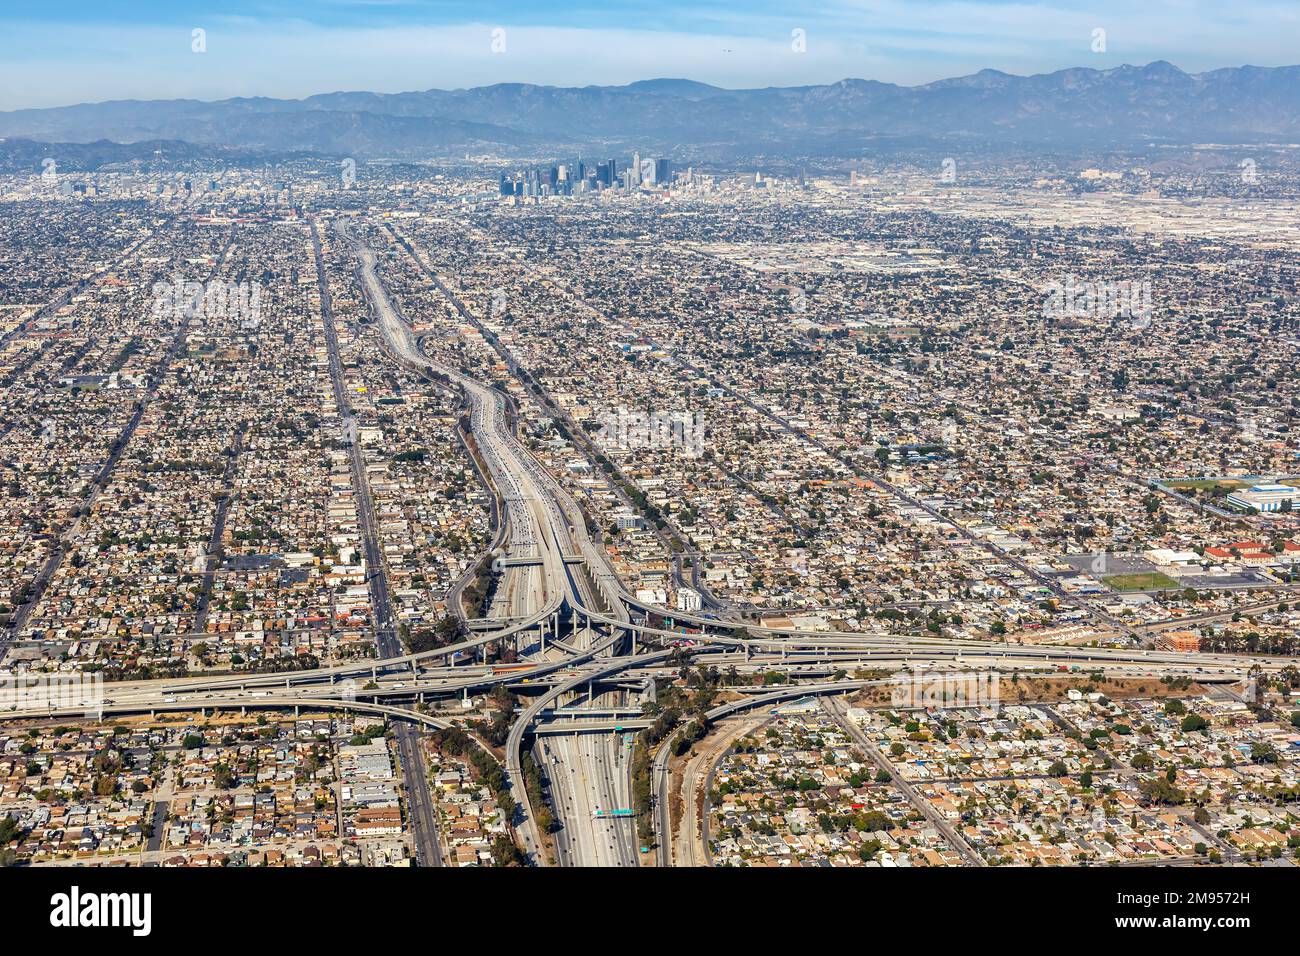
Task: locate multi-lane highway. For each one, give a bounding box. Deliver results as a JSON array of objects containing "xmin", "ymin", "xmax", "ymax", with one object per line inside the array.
[
  {"xmin": 347, "ymin": 225, "xmax": 575, "ymax": 627},
  {"xmin": 345, "ymin": 222, "xmax": 681, "ymax": 864},
  {"xmin": 543, "ymin": 720, "xmax": 639, "ymax": 867}
]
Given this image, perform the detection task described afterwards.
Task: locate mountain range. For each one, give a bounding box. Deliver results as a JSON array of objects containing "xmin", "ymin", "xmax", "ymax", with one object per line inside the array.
[{"xmin": 3, "ymin": 62, "xmax": 1298, "ymax": 160}]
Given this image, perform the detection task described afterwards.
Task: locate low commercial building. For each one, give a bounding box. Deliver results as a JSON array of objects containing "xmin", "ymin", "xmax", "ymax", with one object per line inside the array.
[{"xmin": 1227, "ymin": 484, "xmax": 1297, "ymax": 513}]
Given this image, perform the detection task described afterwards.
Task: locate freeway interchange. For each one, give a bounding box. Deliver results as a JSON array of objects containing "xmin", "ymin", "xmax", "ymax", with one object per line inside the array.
[{"xmin": 4, "ymin": 218, "xmax": 1290, "ymax": 868}]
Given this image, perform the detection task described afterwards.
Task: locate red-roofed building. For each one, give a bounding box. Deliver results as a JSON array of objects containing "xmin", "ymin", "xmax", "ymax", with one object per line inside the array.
[{"xmin": 1237, "ymin": 551, "xmax": 1274, "ymax": 566}]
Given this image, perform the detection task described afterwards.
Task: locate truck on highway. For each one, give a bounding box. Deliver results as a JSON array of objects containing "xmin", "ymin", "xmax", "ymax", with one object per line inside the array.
[{"xmin": 488, "ymin": 663, "xmax": 535, "ymax": 676}]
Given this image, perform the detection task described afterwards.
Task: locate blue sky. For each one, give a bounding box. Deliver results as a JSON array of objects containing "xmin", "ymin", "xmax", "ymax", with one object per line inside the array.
[{"xmin": 1, "ymin": 1, "xmax": 1297, "ymax": 110}]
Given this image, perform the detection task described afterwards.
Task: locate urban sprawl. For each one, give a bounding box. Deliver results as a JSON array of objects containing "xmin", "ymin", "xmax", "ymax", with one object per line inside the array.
[{"xmin": 1, "ymin": 151, "xmax": 1298, "ymax": 868}]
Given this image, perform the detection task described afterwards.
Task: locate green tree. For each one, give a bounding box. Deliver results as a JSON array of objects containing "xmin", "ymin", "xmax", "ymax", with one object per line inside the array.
[{"xmin": 1180, "ymin": 713, "xmax": 1209, "ymax": 733}]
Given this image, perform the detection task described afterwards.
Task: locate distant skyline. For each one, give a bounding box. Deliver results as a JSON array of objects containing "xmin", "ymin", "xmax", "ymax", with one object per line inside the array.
[{"xmin": 2, "ymin": 1, "xmax": 1299, "ymax": 111}]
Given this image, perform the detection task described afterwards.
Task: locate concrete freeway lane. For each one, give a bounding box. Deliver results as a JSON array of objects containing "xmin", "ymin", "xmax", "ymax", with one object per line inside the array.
[
  {"xmin": 543, "ymin": 712, "xmax": 638, "ymax": 867},
  {"xmin": 3, "ymin": 623, "xmax": 1266, "ymax": 740},
  {"xmin": 345, "ymin": 222, "xmax": 592, "ymax": 649}
]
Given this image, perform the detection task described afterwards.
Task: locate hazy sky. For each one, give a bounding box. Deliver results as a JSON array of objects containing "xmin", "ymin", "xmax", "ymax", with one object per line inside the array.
[{"xmin": 2, "ymin": 0, "xmax": 1297, "ymax": 110}]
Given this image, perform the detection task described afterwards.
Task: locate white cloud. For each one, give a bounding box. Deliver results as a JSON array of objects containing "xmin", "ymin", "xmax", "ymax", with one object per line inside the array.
[{"xmin": 0, "ymin": 6, "xmax": 1297, "ymax": 110}]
